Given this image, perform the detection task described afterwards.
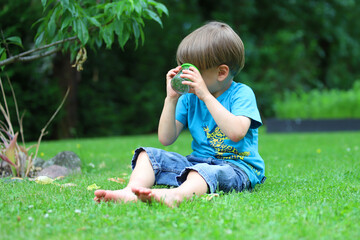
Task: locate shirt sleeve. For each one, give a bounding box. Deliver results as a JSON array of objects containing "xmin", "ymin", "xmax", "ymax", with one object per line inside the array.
[
  {"xmin": 231, "ymin": 85, "xmax": 262, "ymax": 129},
  {"xmin": 175, "ymin": 95, "xmax": 188, "ymax": 127}
]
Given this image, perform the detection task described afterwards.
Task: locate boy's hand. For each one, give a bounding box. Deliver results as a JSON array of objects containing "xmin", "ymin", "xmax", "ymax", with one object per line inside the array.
[
  {"xmin": 181, "ymin": 67, "xmax": 211, "ymax": 101},
  {"xmin": 166, "ymin": 66, "xmax": 182, "ymax": 99}
]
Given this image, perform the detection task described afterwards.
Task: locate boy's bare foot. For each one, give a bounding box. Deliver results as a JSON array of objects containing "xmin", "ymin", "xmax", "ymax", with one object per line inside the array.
[
  {"xmin": 131, "ymin": 187, "xmax": 153, "ymax": 203},
  {"xmin": 94, "ymin": 187, "xmax": 138, "ymax": 203},
  {"xmin": 132, "ymin": 187, "xmax": 183, "ymax": 208}
]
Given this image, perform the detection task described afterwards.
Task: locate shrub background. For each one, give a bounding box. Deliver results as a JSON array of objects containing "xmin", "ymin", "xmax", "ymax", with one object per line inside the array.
[
  {"xmin": 274, "ymin": 81, "xmax": 360, "ymax": 119},
  {"xmin": 1, "ymin": 0, "xmax": 360, "ymax": 140}
]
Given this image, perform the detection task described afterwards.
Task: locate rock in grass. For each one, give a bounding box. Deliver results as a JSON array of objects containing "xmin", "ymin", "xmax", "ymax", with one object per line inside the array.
[
  {"xmin": 32, "ymin": 157, "xmax": 45, "ymax": 168},
  {"xmin": 43, "ymin": 151, "xmax": 82, "ymax": 169},
  {"xmin": 37, "ymin": 165, "xmax": 79, "ymax": 179},
  {"xmin": 38, "ymin": 151, "xmax": 82, "ymax": 178},
  {"xmin": 0, "ymin": 161, "xmax": 12, "ymax": 178}
]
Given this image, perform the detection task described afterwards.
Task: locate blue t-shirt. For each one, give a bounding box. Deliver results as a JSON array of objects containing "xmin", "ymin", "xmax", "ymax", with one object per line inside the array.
[{"xmin": 175, "ymin": 81, "xmax": 265, "ymax": 188}]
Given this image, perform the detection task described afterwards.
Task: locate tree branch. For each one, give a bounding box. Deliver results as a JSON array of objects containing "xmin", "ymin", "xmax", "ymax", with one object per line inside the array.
[
  {"xmin": 18, "ymin": 47, "xmax": 60, "ymax": 62},
  {"xmin": 0, "ymin": 36, "xmax": 78, "ymax": 67}
]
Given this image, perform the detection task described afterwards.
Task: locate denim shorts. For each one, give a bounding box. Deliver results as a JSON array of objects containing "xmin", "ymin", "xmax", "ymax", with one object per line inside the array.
[{"xmin": 131, "ymin": 147, "xmax": 250, "ymax": 193}]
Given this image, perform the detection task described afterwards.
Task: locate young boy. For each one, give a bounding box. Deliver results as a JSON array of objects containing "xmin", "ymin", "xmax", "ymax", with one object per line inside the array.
[{"xmin": 94, "ymin": 21, "xmax": 265, "ymax": 207}]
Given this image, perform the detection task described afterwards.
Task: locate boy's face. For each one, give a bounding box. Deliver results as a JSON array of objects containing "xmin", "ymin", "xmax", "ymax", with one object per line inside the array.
[
  {"xmin": 200, "ymin": 65, "xmax": 231, "ymax": 96},
  {"xmin": 200, "ymin": 67, "xmax": 219, "ymax": 91}
]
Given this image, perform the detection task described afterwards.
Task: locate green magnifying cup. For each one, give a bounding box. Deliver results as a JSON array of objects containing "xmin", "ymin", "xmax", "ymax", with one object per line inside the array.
[{"xmin": 170, "ymin": 63, "xmax": 199, "ymax": 95}]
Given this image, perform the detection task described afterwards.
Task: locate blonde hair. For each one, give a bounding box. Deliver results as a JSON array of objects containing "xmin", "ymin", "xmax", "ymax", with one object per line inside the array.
[{"xmin": 176, "ymin": 21, "xmax": 245, "ymax": 76}]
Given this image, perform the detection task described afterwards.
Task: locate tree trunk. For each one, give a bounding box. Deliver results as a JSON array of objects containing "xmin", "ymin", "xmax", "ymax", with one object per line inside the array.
[{"xmin": 53, "ymin": 52, "xmax": 80, "ymax": 139}]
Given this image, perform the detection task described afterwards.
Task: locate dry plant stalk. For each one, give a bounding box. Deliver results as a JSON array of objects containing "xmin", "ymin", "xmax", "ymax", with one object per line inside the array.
[
  {"xmin": 0, "ymin": 75, "xmax": 69, "ymax": 177},
  {"xmin": 28, "ymin": 88, "xmax": 69, "ymax": 176}
]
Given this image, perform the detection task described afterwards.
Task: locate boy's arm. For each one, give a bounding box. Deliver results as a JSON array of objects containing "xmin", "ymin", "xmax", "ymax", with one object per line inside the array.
[
  {"xmin": 158, "ymin": 66, "xmax": 184, "ymax": 146},
  {"xmin": 202, "ymin": 95, "xmax": 251, "ymax": 142},
  {"xmin": 158, "ymin": 97, "xmax": 184, "ymax": 146},
  {"xmin": 181, "ymin": 66, "xmax": 251, "ymax": 142}
]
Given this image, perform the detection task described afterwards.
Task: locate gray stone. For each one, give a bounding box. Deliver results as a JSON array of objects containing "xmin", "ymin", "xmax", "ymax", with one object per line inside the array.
[
  {"xmin": 32, "ymin": 157, "xmax": 45, "ymax": 168},
  {"xmin": 0, "ymin": 161, "xmax": 12, "ymax": 178},
  {"xmin": 0, "ymin": 160, "xmax": 9, "ymax": 168},
  {"xmin": 37, "ymin": 165, "xmax": 74, "ymax": 179},
  {"xmin": 43, "ymin": 151, "xmax": 81, "ymax": 169}
]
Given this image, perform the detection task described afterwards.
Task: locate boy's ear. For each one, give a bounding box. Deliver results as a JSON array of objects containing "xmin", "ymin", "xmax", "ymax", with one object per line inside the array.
[{"xmin": 217, "ymin": 64, "xmax": 230, "ymax": 81}]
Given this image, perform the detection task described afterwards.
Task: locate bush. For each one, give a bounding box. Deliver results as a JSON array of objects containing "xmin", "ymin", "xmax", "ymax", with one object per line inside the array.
[{"xmin": 274, "ymin": 81, "xmax": 360, "ymax": 119}]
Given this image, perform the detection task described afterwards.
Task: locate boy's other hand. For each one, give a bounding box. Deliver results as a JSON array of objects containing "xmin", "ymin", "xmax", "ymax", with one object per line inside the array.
[
  {"xmin": 166, "ymin": 66, "xmax": 182, "ymax": 99},
  {"xmin": 181, "ymin": 67, "xmax": 210, "ymax": 101}
]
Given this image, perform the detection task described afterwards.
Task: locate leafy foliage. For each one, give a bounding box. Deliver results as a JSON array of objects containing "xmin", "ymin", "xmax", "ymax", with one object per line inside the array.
[
  {"xmin": 0, "ymin": 0, "xmax": 168, "ymax": 67},
  {"xmin": 34, "ymin": 0, "xmax": 168, "ymax": 61}
]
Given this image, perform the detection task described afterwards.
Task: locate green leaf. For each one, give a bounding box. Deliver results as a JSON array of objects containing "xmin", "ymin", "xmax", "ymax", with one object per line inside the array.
[
  {"xmin": 42, "ymin": 0, "xmax": 56, "ymax": 12},
  {"xmin": 88, "ymin": 17, "xmax": 101, "ymax": 28},
  {"xmin": 60, "ymin": 0, "xmax": 69, "ymax": 9},
  {"xmin": 134, "ymin": 1, "xmax": 142, "ymax": 15},
  {"xmin": 114, "ymin": 19, "xmax": 124, "ymax": 36},
  {"xmin": 31, "ymin": 17, "xmax": 45, "ymax": 29},
  {"xmin": 34, "ymin": 32, "xmax": 44, "ymax": 47},
  {"xmin": 6, "ymin": 36, "xmax": 23, "ymax": 48},
  {"xmin": 144, "ymin": 9, "xmax": 162, "ymax": 27},
  {"xmin": 115, "ymin": 1, "xmax": 127, "ymax": 19},
  {"xmin": 151, "ymin": 1, "xmax": 169, "ymax": 16},
  {"xmin": 104, "ymin": 2, "xmax": 116, "ymax": 15},
  {"xmin": 139, "ymin": 27, "xmax": 145, "ymax": 46},
  {"xmin": 41, "ymin": 0, "xmax": 47, "ymax": 8},
  {"xmin": 61, "ymin": 16, "xmax": 73, "ymax": 31},
  {"xmin": 67, "ymin": 2, "xmax": 78, "ymax": 17},
  {"xmin": 132, "ymin": 20, "xmax": 140, "ymax": 39},
  {"xmin": 76, "ymin": 19, "xmax": 89, "ymax": 45},
  {"xmin": 0, "ymin": 48, "xmax": 7, "ymax": 70},
  {"xmin": 94, "ymin": 36, "xmax": 103, "ymax": 48},
  {"xmin": 101, "ymin": 25, "xmax": 114, "ymax": 49},
  {"xmin": 47, "ymin": 10, "xmax": 57, "ymax": 37},
  {"xmin": 5, "ymin": 133, "xmax": 19, "ymax": 176},
  {"xmin": 118, "ymin": 30, "xmax": 130, "ymax": 49}
]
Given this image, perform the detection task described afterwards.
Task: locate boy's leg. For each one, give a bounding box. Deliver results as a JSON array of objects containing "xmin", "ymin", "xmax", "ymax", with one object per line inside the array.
[
  {"xmin": 94, "ymin": 151, "xmax": 155, "ymax": 203},
  {"xmin": 133, "ymin": 170, "xmax": 208, "ymax": 207}
]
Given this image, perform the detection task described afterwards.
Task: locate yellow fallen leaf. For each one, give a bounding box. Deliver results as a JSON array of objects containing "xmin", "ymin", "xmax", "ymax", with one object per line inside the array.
[
  {"xmin": 11, "ymin": 177, "xmax": 23, "ymax": 180},
  {"xmin": 108, "ymin": 177, "xmax": 126, "ymax": 183},
  {"xmin": 35, "ymin": 176, "xmax": 55, "ymax": 185},
  {"xmin": 205, "ymin": 193, "xmax": 219, "ymax": 201},
  {"xmin": 87, "ymin": 183, "xmax": 100, "ymax": 190}
]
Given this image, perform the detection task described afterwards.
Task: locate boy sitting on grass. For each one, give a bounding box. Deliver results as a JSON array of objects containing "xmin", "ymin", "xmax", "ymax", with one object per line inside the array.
[{"xmin": 94, "ymin": 21, "xmax": 265, "ymax": 207}]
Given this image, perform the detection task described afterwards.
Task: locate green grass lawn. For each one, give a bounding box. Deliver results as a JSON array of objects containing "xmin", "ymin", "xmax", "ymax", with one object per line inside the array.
[{"xmin": 1, "ymin": 130, "xmax": 359, "ymax": 240}]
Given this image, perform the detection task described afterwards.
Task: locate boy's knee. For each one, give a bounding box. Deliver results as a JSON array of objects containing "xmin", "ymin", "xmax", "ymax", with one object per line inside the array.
[
  {"xmin": 138, "ymin": 150, "xmax": 148, "ymax": 159},
  {"xmin": 136, "ymin": 150, "xmax": 151, "ymax": 165},
  {"xmin": 132, "ymin": 148, "xmax": 153, "ymax": 171}
]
